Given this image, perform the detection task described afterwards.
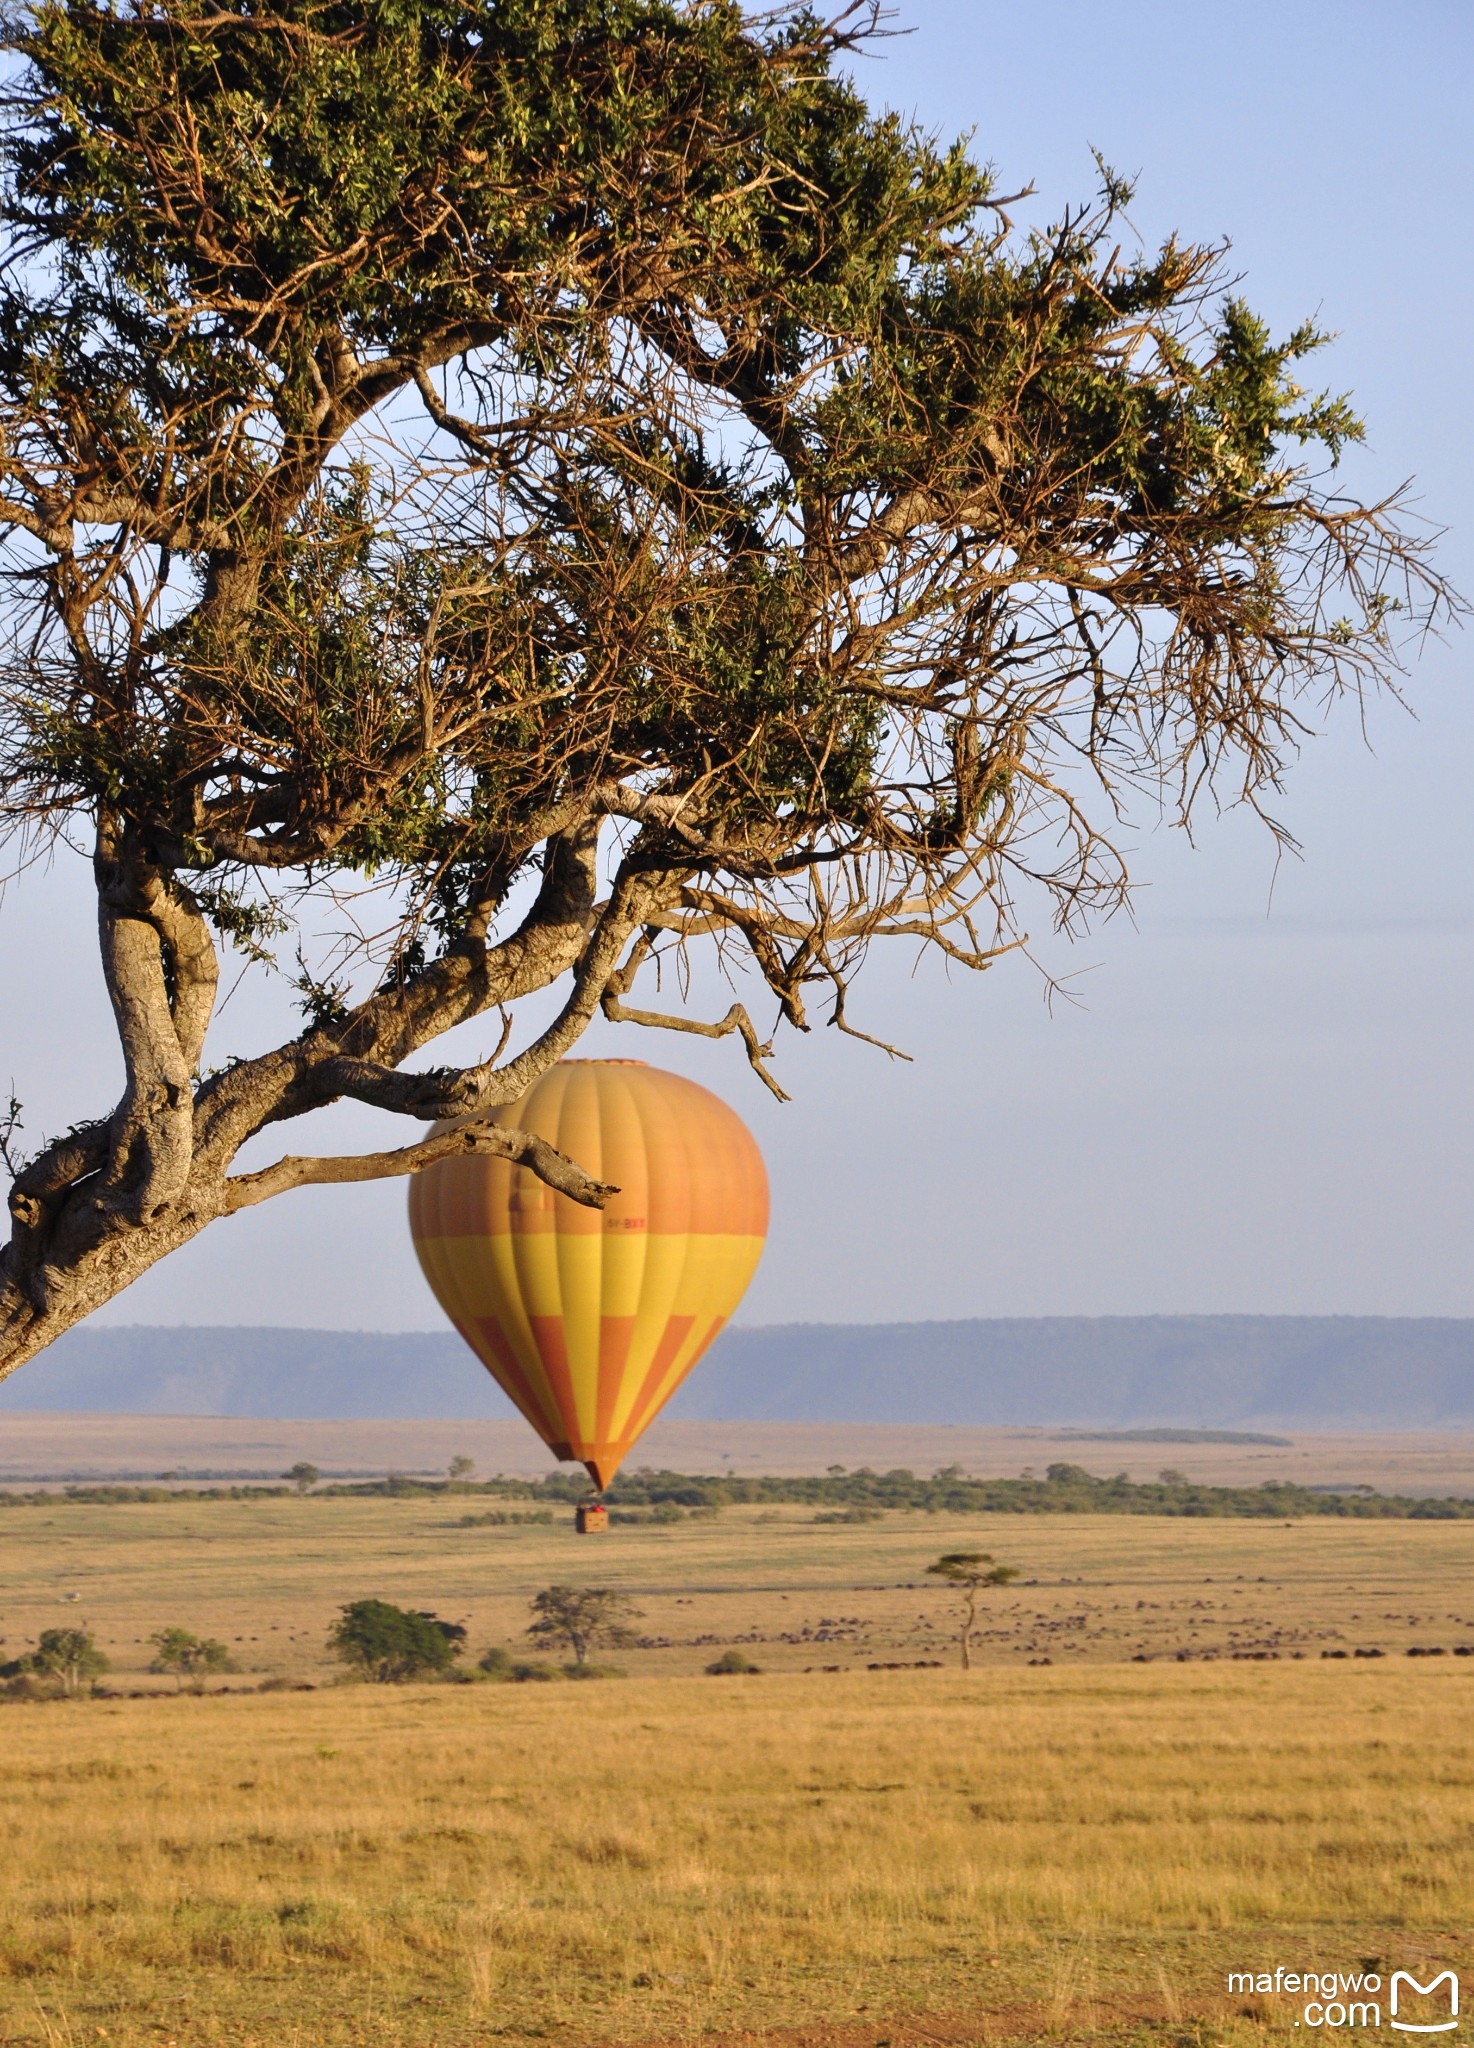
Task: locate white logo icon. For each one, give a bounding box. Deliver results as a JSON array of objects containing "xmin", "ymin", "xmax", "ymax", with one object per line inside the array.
[{"xmin": 1391, "ymin": 1971, "xmax": 1459, "ymax": 2033}]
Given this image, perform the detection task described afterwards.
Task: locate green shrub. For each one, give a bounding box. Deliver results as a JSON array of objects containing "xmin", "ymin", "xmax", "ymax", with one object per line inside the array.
[
  {"xmin": 479, "ymin": 1646, "xmax": 585, "ymax": 1682},
  {"xmin": 706, "ymin": 1649, "xmax": 760, "ymax": 1675}
]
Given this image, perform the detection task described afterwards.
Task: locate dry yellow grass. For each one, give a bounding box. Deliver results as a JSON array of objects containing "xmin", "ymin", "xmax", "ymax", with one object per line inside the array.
[
  {"xmin": 0, "ymin": 1663, "xmax": 1470, "ymax": 2046},
  {"xmin": 2, "ymin": 1497, "xmax": 1472, "ymax": 2044}
]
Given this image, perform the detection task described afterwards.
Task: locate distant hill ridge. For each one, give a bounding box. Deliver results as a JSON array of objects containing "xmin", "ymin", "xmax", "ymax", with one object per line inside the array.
[{"xmin": 0, "ymin": 1316, "xmax": 1470, "ymax": 1427}]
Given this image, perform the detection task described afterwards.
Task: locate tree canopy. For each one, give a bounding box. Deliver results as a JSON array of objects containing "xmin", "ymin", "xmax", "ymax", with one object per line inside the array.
[
  {"xmin": 328, "ymin": 1597, "xmax": 466, "ymax": 1681},
  {"xmin": 527, "ymin": 1584, "xmax": 641, "ymax": 1666},
  {"xmin": 927, "ymin": 1550, "xmax": 1019, "ymax": 1668},
  {"xmin": 1, "ymin": 1624, "xmax": 111, "ymax": 1695},
  {"xmin": 149, "ymin": 1624, "xmax": 235, "ymax": 1689},
  {"xmin": 0, "ymin": 0, "xmax": 1448, "ymax": 1378}
]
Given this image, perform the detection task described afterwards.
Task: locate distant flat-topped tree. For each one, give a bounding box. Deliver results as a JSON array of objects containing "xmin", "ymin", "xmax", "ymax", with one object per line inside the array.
[
  {"xmin": 0, "ymin": 0, "xmax": 1449, "ymax": 1378},
  {"xmin": 927, "ymin": 1552, "xmax": 1020, "ymax": 1669}
]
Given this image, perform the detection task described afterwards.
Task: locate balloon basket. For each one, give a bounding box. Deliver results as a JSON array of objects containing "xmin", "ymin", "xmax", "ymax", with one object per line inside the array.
[{"xmin": 575, "ymin": 1498, "xmax": 609, "ymax": 1535}]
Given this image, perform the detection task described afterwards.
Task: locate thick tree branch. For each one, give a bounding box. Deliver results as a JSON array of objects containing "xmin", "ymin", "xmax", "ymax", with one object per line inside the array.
[
  {"xmin": 224, "ymin": 1118, "xmax": 617, "ymax": 1213},
  {"xmin": 188, "ymin": 822, "xmax": 603, "ymax": 1173},
  {"xmin": 457, "ymin": 866, "xmax": 667, "ymax": 1109},
  {"xmin": 93, "ymin": 826, "xmax": 197, "ymax": 1225},
  {"xmin": 150, "ymin": 876, "xmax": 220, "ymax": 1071},
  {"xmin": 3, "ymin": 1121, "xmax": 110, "ymax": 1304}
]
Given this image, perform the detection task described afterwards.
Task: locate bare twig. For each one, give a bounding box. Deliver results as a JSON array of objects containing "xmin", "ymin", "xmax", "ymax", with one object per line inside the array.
[
  {"xmin": 601, "ymin": 991, "xmax": 790, "ymax": 1102},
  {"xmin": 0, "ymin": 1088, "xmax": 23, "ymax": 1177}
]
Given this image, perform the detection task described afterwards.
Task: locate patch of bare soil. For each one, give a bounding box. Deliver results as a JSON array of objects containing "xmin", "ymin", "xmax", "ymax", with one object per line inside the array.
[{"xmin": 642, "ymin": 1996, "xmax": 1237, "ymax": 2048}]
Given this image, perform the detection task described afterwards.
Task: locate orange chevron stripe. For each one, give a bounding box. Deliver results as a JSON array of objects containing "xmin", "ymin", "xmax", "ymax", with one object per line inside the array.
[
  {"xmin": 471, "ymin": 1317, "xmax": 559, "ymax": 1442},
  {"xmin": 595, "ymin": 1314, "xmax": 636, "ymax": 1446},
  {"xmin": 619, "ymin": 1312, "xmax": 697, "ymax": 1448},
  {"xmin": 528, "ymin": 1313, "xmax": 580, "ymax": 1446}
]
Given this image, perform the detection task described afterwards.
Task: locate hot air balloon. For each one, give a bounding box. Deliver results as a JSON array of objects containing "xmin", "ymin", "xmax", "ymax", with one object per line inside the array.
[{"xmin": 408, "ymin": 1061, "xmax": 767, "ymax": 1496}]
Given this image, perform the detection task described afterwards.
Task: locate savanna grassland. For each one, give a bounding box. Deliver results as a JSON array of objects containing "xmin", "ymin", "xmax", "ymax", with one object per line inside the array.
[
  {"xmin": 6, "ymin": 1493, "xmax": 1474, "ymax": 1678},
  {"xmin": 1, "ymin": 1498, "xmax": 1472, "ymax": 2046}
]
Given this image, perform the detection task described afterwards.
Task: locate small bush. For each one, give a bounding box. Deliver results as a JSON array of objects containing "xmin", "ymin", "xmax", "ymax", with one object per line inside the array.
[
  {"xmin": 705, "ymin": 1648, "xmax": 760, "ymax": 1675},
  {"xmin": 478, "ymin": 1646, "xmax": 586, "ymax": 1682},
  {"xmin": 456, "ymin": 1509, "xmax": 555, "ymax": 1527}
]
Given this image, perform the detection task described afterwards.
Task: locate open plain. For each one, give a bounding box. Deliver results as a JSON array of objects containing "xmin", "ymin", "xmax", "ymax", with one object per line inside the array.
[
  {"xmin": 0, "ymin": 1493, "xmax": 1471, "ymax": 2044},
  {"xmin": 4, "ymin": 1491, "xmax": 1474, "ymax": 1679},
  {"xmin": 5, "ymin": 1414, "xmax": 1474, "ymax": 1494}
]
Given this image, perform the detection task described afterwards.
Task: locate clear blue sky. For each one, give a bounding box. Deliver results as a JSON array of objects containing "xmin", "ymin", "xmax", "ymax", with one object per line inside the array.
[{"xmin": 3, "ymin": 1, "xmax": 1471, "ymax": 1329}]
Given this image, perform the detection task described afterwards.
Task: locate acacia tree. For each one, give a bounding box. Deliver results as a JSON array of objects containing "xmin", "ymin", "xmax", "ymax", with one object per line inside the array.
[
  {"xmin": 19, "ymin": 1625, "xmax": 111, "ymax": 1696},
  {"xmin": 926, "ymin": 1552, "xmax": 1019, "ymax": 1670},
  {"xmin": 0, "ymin": 0, "xmax": 1447, "ymax": 1380},
  {"xmin": 148, "ymin": 1624, "xmax": 235, "ymax": 1691},
  {"xmin": 527, "ymin": 1585, "xmax": 641, "ymax": 1667}
]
